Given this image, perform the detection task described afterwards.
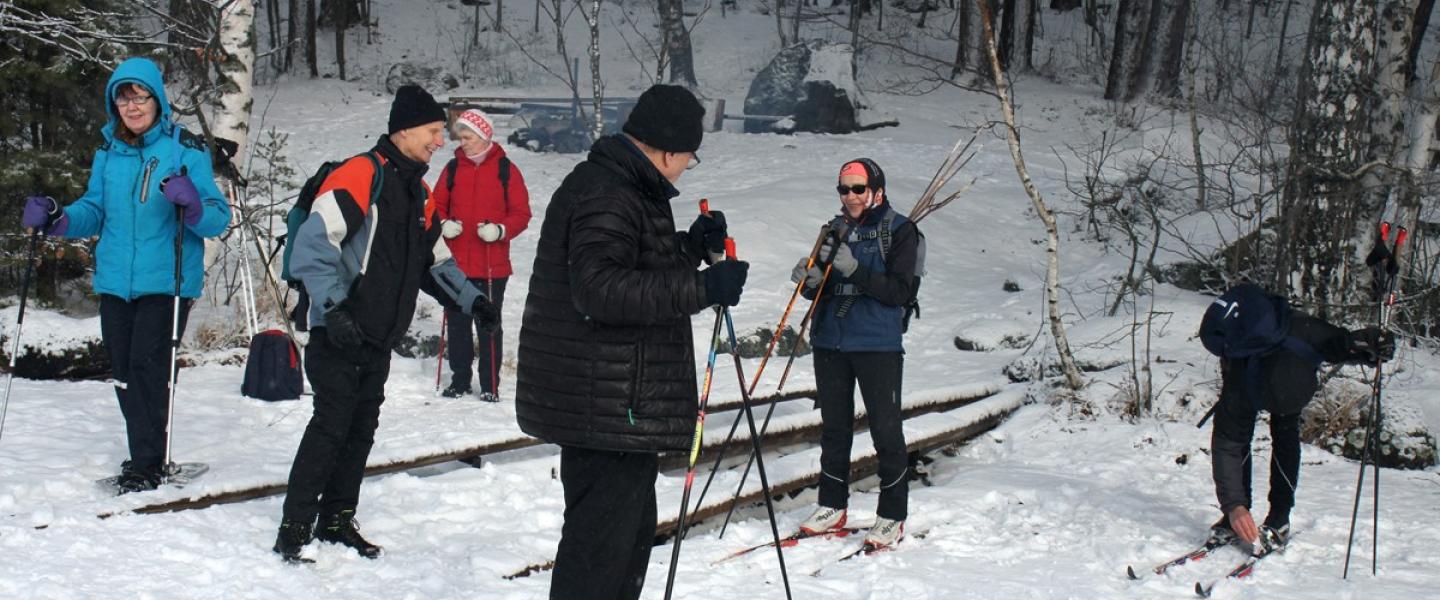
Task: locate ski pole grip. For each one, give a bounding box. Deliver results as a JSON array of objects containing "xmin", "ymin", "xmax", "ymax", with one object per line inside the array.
[
  {"xmin": 724, "ymin": 238, "xmax": 737, "ymax": 260},
  {"xmin": 808, "ymin": 224, "xmax": 833, "ymax": 264},
  {"xmin": 1396, "ymin": 227, "xmax": 1408, "ymax": 249},
  {"xmin": 699, "ymin": 199, "xmax": 710, "ymax": 215},
  {"xmin": 1380, "ymin": 221, "xmax": 1390, "ymax": 242}
]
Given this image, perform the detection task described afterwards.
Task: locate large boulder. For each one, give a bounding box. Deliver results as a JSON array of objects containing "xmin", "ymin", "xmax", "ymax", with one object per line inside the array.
[
  {"xmin": 744, "ymin": 40, "xmax": 869, "ymax": 134},
  {"xmin": 384, "ymin": 62, "xmax": 460, "ymax": 94}
]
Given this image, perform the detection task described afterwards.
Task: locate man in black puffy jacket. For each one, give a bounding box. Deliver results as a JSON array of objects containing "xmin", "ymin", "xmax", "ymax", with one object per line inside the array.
[
  {"xmin": 1208, "ymin": 299, "xmax": 1393, "ymax": 552},
  {"xmin": 515, "ymin": 84, "xmax": 748, "ymax": 600}
]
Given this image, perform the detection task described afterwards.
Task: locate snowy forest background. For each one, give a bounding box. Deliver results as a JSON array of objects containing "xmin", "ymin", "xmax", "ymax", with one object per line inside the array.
[{"xmin": 1, "ymin": 0, "xmax": 1439, "ymax": 598}]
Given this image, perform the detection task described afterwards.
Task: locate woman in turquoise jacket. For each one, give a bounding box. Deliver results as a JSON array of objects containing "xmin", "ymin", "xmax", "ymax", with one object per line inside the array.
[{"xmin": 22, "ymin": 57, "xmax": 231, "ymax": 493}]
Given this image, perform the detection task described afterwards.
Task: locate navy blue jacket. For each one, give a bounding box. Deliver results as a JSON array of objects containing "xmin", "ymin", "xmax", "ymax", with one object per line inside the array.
[{"xmin": 807, "ymin": 202, "xmax": 921, "ymax": 352}]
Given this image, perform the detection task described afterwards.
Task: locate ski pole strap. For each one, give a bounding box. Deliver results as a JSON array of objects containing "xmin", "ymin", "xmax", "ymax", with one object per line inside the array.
[
  {"xmin": 1196, "ymin": 401, "xmax": 1220, "ymax": 429},
  {"xmin": 829, "ymin": 283, "xmax": 863, "ymax": 296}
]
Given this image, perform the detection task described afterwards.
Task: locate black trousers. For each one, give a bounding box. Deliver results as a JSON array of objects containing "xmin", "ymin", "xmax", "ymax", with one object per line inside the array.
[
  {"xmin": 550, "ymin": 446, "xmax": 658, "ymax": 600},
  {"xmin": 1211, "ymin": 395, "xmax": 1302, "ymax": 529},
  {"xmin": 281, "ymin": 328, "xmax": 392, "ymax": 524},
  {"xmin": 446, "ymin": 276, "xmax": 507, "ymax": 394},
  {"xmin": 99, "ymin": 294, "xmax": 191, "ymax": 470},
  {"xmin": 814, "ymin": 348, "xmax": 908, "ymax": 521}
]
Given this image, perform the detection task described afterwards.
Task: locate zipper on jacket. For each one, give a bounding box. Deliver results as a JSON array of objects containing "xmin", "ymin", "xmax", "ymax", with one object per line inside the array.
[
  {"xmin": 138, "ymin": 156, "xmax": 158, "ymax": 204},
  {"xmin": 628, "ymin": 342, "xmax": 645, "ymax": 425}
]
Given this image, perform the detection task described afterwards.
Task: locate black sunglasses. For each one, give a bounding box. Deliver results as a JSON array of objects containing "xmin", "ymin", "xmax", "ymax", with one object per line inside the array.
[{"xmin": 836, "ymin": 184, "xmax": 869, "ymax": 196}]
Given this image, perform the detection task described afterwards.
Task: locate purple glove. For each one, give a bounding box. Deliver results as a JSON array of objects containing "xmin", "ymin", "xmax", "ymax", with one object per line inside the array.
[
  {"xmin": 161, "ymin": 173, "xmax": 203, "ymax": 226},
  {"xmin": 21, "ymin": 195, "xmax": 67, "ymax": 236}
]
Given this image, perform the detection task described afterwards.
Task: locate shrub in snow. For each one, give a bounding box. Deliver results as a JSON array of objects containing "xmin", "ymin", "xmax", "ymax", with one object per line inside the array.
[
  {"xmin": 720, "ymin": 326, "xmax": 810, "ymax": 359},
  {"xmin": 384, "ymin": 62, "xmax": 460, "ymax": 94},
  {"xmin": 1302, "ymin": 378, "xmax": 1437, "ymax": 470}
]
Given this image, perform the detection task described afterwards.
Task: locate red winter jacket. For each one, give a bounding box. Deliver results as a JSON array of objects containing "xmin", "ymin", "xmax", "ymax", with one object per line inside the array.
[{"xmin": 433, "ymin": 144, "xmax": 532, "ymax": 278}]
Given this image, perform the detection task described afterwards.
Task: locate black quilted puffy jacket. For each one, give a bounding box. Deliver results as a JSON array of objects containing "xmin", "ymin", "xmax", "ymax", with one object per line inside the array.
[{"xmin": 515, "ymin": 135, "xmax": 710, "ymax": 453}]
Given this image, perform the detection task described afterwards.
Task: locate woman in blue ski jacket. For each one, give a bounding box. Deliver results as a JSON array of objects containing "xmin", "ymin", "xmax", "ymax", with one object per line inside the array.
[{"xmin": 21, "ymin": 57, "xmax": 231, "ymax": 493}]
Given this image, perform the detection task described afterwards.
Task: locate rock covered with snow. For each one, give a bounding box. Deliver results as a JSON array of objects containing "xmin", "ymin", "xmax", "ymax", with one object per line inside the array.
[
  {"xmin": 0, "ymin": 309, "xmax": 110, "ymax": 380},
  {"xmin": 383, "ymin": 62, "xmax": 460, "ymax": 95},
  {"xmin": 1303, "ymin": 378, "xmax": 1437, "ymax": 470},
  {"xmin": 743, "ymin": 41, "xmax": 872, "ymax": 134}
]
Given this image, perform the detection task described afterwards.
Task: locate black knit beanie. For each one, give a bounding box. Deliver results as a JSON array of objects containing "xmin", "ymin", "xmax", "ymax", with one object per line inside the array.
[
  {"xmin": 622, "ymin": 84, "xmax": 705, "ymax": 153},
  {"xmin": 389, "ymin": 84, "xmax": 447, "ymax": 134}
]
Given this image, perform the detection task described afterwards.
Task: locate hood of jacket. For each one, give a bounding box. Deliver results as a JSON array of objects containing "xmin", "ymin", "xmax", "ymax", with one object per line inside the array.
[{"xmin": 102, "ymin": 57, "xmax": 175, "ymax": 147}]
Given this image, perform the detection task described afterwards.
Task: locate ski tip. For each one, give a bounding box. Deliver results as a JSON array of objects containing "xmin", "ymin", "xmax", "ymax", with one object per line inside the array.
[
  {"xmin": 1126, "ymin": 565, "xmax": 1139, "ymax": 580},
  {"xmin": 1195, "ymin": 582, "xmax": 1212, "ymax": 598}
]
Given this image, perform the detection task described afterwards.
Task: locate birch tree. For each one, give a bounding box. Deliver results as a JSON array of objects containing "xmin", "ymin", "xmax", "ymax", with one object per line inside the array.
[
  {"xmin": 977, "ymin": 0, "xmax": 1085, "ymax": 391},
  {"xmin": 213, "ymin": 0, "xmax": 255, "ymax": 163},
  {"xmin": 1273, "ymin": 1, "xmax": 1379, "ymax": 315}
]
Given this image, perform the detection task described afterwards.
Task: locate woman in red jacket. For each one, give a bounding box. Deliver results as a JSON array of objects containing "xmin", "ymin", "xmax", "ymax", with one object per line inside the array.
[{"xmin": 435, "ymin": 109, "xmax": 532, "ymax": 401}]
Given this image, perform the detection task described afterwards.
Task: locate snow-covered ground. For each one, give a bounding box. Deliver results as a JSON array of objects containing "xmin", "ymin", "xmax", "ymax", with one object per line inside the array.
[{"xmin": 2, "ymin": 2, "xmax": 1438, "ymax": 598}]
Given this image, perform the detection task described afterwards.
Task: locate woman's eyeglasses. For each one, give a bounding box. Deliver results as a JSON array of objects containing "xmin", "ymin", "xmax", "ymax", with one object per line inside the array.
[
  {"xmin": 114, "ymin": 95, "xmax": 153, "ymax": 107},
  {"xmin": 836, "ymin": 184, "xmax": 868, "ymax": 196}
]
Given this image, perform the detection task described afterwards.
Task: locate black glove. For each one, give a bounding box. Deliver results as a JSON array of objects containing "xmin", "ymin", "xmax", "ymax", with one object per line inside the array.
[
  {"xmin": 685, "ymin": 210, "xmax": 727, "ymax": 260},
  {"xmin": 324, "ymin": 306, "xmax": 365, "ymax": 349},
  {"xmin": 472, "ymin": 296, "xmax": 501, "ymax": 333},
  {"xmin": 703, "ymin": 260, "xmax": 749, "ymax": 307},
  {"xmin": 1349, "ymin": 327, "xmax": 1396, "ymax": 364}
]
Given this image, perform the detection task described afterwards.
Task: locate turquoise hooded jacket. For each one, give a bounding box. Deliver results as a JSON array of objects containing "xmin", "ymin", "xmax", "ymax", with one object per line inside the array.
[{"xmin": 62, "ymin": 57, "xmax": 231, "ymax": 300}]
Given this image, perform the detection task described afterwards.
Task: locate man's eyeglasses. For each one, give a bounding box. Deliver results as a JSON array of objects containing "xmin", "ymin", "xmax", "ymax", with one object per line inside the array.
[
  {"xmin": 114, "ymin": 95, "xmax": 153, "ymax": 107},
  {"xmin": 836, "ymin": 184, "xmax": 869, "ymax": 196},
  {"xmin": 683, "ymin": 153, "xmax": 701, "ymax": 170}
]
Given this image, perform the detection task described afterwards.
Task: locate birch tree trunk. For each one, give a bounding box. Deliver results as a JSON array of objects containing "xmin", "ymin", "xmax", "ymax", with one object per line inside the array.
[
  {"xmin": 1273, "ymin": 0, "xmax": 1379, "ymax": 316},
  {"xmin": 660, "ymin": 0, "xmax": 698, "ymax": 87},
  {"xmin": 586, "ymin": 0, "xmax": 604, "ymax": 140},
  {"xmin": 977, "ymin": 0, "xmax": 1085, "ymax": 391},
  {"xmin": 214, "ymin": 0, "xmax": 256, "ymax": 164},
  {"xmin": 1364, "ymin": 0, "xmax": 1420, "ymax": 210},
  {"xmin": 1397, "ymin": 55, "xmax": 1440, "ymax": 271}
]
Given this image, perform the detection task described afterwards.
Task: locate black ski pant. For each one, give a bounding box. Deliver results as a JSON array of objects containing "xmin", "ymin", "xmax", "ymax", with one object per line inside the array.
[
  {"xmin": 281, "ymin": 328, "xmax": 392, "ymax": 524},
  {"xmin": 550, "ymin": 446, "xmax": 658, "ymax": 600},
  {"xmin": 99, "ymin": 294, "xmax": 191, "ymax": 471},
  {"xmin": 445, "ymin": 276, "xmax": 507, "ymax": 394},
  {"xmin": 1210, "ymin": 394, "xmax": 1302, "ymax": 529},
  {"xmin": 814, "ymin": 348, "xmax": 908, "ymax": 521}
]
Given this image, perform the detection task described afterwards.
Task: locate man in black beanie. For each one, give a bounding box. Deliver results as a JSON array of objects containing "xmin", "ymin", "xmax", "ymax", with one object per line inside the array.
[
  {"xmin": 515, "ymin": 84, "xmax": 748, "ymax": 600},
  {"xmin": 273, "ymin": 84, "xmax": 500, "ymax": 563}
]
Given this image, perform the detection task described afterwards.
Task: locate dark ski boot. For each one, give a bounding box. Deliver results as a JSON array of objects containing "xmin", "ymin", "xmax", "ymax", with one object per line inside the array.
[
  {"xmin": 317, "ymin": 510, "xmax": 383, "ymax": 559},
  {"xmin": 116, "ymin": 461, "xmax": 163, "ymax": 494},
  {"xmin": 441, "ymin": 382, "xmax": 472, "ymax": 398},
  {"xmin": 273, "ymin": 519, "xmax": 315, "ymax": 564}
]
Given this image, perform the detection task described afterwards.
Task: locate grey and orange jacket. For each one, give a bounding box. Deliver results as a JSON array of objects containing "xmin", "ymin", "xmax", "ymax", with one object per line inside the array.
[{"xmin": 290, "ymin": 135, "xmax": 484, "ymax": 350}]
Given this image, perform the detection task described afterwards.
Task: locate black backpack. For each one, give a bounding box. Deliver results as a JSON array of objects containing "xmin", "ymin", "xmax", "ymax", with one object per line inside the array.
[
  {"xmin": 279, "ymin": 153, "xmax": 384, "ymax": 330},
  {"xmin": 1197, "ymin": 283, "xmax": 1323, "ymax": 415},
  {"xmin": 444, "ymin": 155, "xmax": 512, "ymax": 202},
  {"xmin": 241, "ymin": 329, "xmax": 303, "ymax": 401}
]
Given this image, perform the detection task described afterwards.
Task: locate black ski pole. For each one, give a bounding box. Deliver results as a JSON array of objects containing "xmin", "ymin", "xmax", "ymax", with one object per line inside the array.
[
  {"xmin": 722, "ymin": 299, "xmax": 793, "ymax": 599},
  {"xmin": 0, "ymin": 229, "xmax": 43, "ymax": 444},
  {"xmin": 1343, "ymin": 222, "xmax": 1406, "ymax": 579},
  {"xmin": 662, "ymin": 242, "xmax": 729, "ymax": 600}
]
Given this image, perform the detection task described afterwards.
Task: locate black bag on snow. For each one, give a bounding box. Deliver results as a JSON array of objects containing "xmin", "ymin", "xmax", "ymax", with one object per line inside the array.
[{"xmin": 242, "ymin": 329, "xmax": 304, "ymax": 401}]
